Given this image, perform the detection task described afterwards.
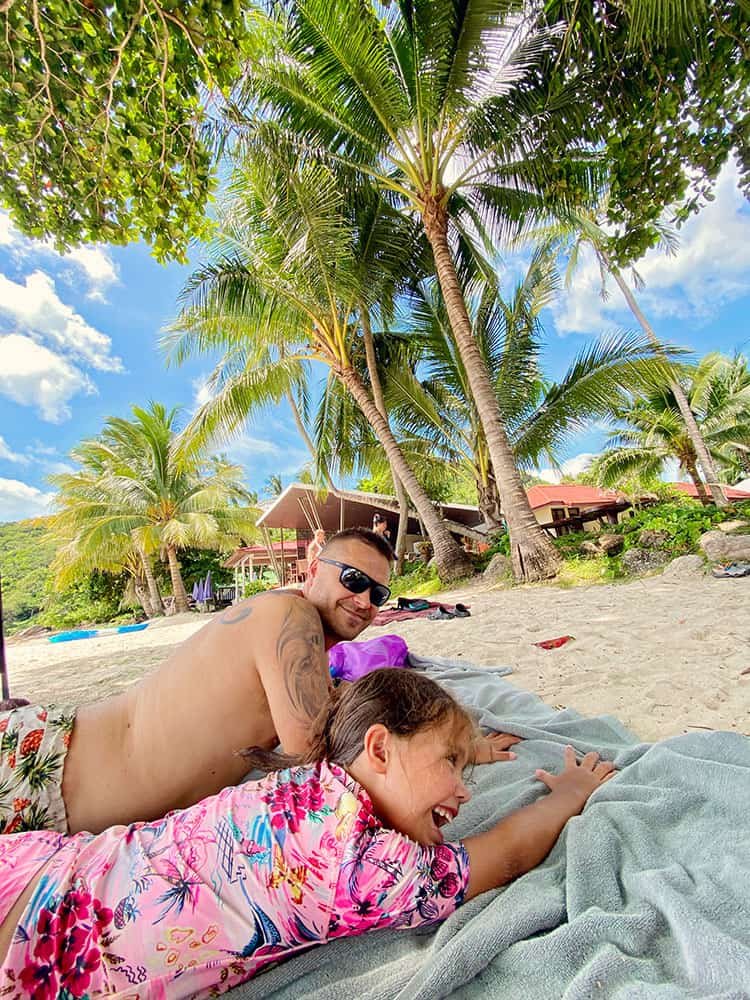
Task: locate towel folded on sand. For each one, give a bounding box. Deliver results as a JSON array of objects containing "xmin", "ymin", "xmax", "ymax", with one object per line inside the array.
[{"xmin": 233, "ymin": 654, "xmax": 750, "ymax": 999}]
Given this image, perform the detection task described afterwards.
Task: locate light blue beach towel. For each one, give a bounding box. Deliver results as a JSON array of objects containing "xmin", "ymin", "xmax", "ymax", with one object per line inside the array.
[{"xmin": 233, "ymin": 654, "xmax": 750, "ymax": 999}]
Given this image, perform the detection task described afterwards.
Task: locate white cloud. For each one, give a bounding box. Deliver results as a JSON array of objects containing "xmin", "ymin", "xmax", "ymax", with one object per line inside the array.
[
  {"xmin": 0, "ymin": 334, "xmax": 95, "ymax": 423},
  {"xmin": 192, "ymin": 374, "xmax": 214, "ymax": 409},
  {"xmin": 223, "ymin": 432, "xmax": 310, "ymax": 476},
  {"xmin": 26, "ymin": 441, "xmax": 59, "ymax": 457},
  {"xmin": 0, "ymin": 210, "xmax": 118, "ymax": 299},
  {"xmin": 537, "ymin": 452, "xmax": 597, "ymax": 483},
  {"xmin": 0, "ymin": 270, "xmax": 123, "ymax": 372},
  {"xmin": 553, "ymin": 159, "xmax": 750, "ymax": 336},
  {"xmin": 63, "ymin": 245, "xmax": 118, "ymax": 296},
  {"xmin": 0, "ymin": 435, "xmax": 30, "ymax": 465},
  {"xmin": 228, "ymin": 435, "xmax": 284, "ymax": 458},
  {"xmin": 0, "ymin": 477, "xmax": 55, "ymax": 522}
]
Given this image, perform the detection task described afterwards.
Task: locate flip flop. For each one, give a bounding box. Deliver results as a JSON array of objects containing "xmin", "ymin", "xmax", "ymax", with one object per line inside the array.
[
  {"xmin": 427, "ymin": 606, "xmax": 456, "ymax": 620},
  {"xmin": 453, "ymin": 603, "xmax": 471, "ymax": 617}
]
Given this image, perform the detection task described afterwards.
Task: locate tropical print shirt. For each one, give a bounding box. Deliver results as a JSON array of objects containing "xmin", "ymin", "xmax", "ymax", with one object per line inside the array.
[{"xmin": 0, "ymin": 761, "xmax": 469, "ymax": 999}]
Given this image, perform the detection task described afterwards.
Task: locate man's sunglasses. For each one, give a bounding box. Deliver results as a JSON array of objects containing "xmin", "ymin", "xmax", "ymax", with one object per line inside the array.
[{"xmin": 317, "ymin": 557, "xmax": 391, "ymax": 607}]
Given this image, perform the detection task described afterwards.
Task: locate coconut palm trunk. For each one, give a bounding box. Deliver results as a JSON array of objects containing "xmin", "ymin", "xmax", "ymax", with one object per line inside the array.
[
  {"xmin": 165, "ymin": 544, "xmax": 190, "ymax": 613},
  {"xmin": 360, "ymin": 307, "xmax": 409, "ymax": 573},
  {"xmin": 477, "ymin": 475, "xmax": 503, "ymax": 530},
  {"xmin": 602, "ymin": 252, "xmax": 728, "ymax": 507},
  {"xmin": 422, "ymin": 204, "xmax": 559, "ymax": 580},
  {"xmin": 134, "ymin": 580, "xmax": 154, "ymax": 618},
  {"xmin": 684, "ymin": 455, "xmax": 710, "ymax": 503},
  {"xmin": 338, "ymin": 365, "xmax": 472, "ymax": 581},
  {"xmin": 134, "ymin": 539, "xmax": 163, "ymax": 617}
]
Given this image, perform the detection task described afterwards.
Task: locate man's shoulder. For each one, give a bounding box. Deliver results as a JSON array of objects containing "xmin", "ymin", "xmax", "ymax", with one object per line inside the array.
[{"xmin": 216, "ymin": 590, "xmax": 319, "ymax": 629}]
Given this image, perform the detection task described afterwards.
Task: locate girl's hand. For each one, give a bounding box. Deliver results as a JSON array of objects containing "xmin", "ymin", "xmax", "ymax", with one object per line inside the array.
[
  {"xmin": 473, "ymin": 732, "xmax": 522, "ymax": 764},
  {"xmin": 535, "ymin": 746, "xmax": 616, "ymax": 809}
]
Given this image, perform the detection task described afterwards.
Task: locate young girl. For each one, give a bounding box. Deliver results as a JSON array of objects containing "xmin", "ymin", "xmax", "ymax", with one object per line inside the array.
[{"xmin": 0, "ymin": 670, "xmax": 614, "ymax": 998}]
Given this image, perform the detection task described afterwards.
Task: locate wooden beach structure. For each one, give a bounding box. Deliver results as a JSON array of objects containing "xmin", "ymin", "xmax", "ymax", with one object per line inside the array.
[{"xmin": 223, "ymin": 483, "xmax": 486, "ymax": 597}]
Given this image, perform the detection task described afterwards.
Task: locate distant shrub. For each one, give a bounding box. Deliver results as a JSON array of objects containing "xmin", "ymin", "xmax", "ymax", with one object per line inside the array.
[
  {"xmin": 557, "ymin": 556, "xmax": 619, "ymax": 588},
  {"xmin": 389, "ymin": 560, "xmax": 440, "ymax": 598},
  {"xmin": 472, "ymin": 531, "xmax": 510, "ymax": 572},
  {"xmin": 610, "ymin": 499, "xmax": 744, "ymax": 556},
  {"xmin": 243, "ymin": 580, "xmax": 271, "ymax": 599}
]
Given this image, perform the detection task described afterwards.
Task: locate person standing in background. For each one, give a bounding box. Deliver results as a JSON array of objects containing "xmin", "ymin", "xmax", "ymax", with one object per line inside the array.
[
  {"xmin": 372, "ymin": 513, "xmax": 391, "ymax": 542},
  {"xmin": 307, "ymin": 528, "xmax": 326, "ymax": 564}
]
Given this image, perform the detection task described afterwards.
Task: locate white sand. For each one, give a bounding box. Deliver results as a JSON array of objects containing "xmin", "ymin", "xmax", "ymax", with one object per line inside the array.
[{"xmin": 4, "ymin": 576, "xmax": 749, "ymax": 742}]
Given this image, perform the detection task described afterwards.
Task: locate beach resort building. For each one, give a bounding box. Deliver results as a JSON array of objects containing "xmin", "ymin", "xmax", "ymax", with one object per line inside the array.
[{"xmin": 223, "ymin": 481, "xmax": 750, "ymax": 592}]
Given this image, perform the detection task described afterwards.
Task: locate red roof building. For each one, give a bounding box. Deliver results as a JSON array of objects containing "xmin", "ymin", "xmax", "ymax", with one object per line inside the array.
[
  {"xmin": 526, "ymin": 484, "xmax": 624, "ymax": 510},
  {"xmin": 669, "ymin": 482, "xmax": 750, "ymax": 501}
]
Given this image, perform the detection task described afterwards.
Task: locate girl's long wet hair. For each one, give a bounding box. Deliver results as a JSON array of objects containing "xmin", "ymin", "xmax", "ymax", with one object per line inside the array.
[{"xmin": 240, "ymin": 668, "xmax": 477, "ymax": 773}]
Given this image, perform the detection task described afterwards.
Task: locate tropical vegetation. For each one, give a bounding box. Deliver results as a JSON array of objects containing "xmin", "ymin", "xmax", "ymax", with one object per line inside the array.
[
  {"xmin": 0, "ymin": 0, "xmax": 248, "ymax": 257},
  {"xmin": 590, "ymin": 353, "xmax": 750, "ymax": 497},
  {"xmin": 45, "ymin": 402, "xmax": 258, "ymax": 615}
]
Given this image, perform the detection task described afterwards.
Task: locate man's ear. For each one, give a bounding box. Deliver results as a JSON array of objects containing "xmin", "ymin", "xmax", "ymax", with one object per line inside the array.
[
  {"xmin": 304, "ymin": 557, "xmax": 319, "ymax": 593},
  {"xmin": 362, "ymin": 723, "xmax": 390, "ymax": 775}
]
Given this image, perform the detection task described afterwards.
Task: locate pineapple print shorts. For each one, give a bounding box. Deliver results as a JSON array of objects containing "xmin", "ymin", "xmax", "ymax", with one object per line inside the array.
[{"xmin": 0, "ymin": 704, "xmax": 76, "ymax": 835}]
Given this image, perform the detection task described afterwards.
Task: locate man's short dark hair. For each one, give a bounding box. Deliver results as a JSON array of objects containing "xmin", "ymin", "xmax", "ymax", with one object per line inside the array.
[{"xmin": 321, "ymin": 526, "xmax": 394, "ymax": 563}]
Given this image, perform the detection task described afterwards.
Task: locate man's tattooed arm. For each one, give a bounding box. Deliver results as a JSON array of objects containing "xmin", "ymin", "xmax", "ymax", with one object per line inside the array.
[{"xmin": 276, "ymin": 600, "xmax": 331, "ymax": 725}]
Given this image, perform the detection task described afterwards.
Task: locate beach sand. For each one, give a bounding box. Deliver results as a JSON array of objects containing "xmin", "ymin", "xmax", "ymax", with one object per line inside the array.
[{"xmin": 5, "ymin": 575, "xmax": 749, "ymax": 742}]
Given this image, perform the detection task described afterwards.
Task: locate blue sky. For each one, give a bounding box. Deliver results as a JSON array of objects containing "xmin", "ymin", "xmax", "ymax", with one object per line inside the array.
[{"xmin": 0, "ymin": 159, "xmax": 748, "ymax": 522}]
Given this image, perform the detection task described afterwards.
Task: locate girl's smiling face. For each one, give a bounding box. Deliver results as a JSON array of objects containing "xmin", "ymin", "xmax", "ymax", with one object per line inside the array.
[{"xmin": 368, "ymin": 719, "xmax": 474, "ymax": 845}]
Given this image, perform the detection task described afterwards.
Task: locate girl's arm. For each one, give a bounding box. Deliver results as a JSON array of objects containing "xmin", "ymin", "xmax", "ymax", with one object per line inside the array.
[{"xmin": 463, "ymin": 747, "xmax": 615, "ymax": 900}]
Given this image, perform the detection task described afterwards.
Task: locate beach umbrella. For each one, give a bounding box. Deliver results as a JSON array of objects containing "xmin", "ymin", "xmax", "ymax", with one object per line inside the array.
[
  {"xmin": 191, "ymin": 580, "xmax": 200, "ymax": 601},
  {"xmin": 195, "ymin": 578, "xmax": 205, "ymax": 603},
  {"xmin": 204, "ymin": 571, "xmax": 213, "ymax": 600}
]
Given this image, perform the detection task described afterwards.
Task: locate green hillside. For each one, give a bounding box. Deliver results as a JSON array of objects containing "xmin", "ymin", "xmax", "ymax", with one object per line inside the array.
[{"xmin": 0, "ymin": 517, "xmax": 56, "ymax": 631}]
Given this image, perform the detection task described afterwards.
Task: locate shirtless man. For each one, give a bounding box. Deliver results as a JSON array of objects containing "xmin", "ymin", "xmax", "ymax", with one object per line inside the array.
[{"xmin": 0, "ymin": 527, "xmax": 519, "ymax": 836}]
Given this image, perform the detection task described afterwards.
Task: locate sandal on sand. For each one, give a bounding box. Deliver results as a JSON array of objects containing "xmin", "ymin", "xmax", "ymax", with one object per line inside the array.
[
  {"xmin": 427, "ymin": 606, "xmax": 457, "ymax": 620},
  {"xmin": 712, "ymin": 562, "xmax": 750, "ymax": 578},
  {"xmin": 453, "ymin": 603, "xmax": 471, "ymax": 617}
]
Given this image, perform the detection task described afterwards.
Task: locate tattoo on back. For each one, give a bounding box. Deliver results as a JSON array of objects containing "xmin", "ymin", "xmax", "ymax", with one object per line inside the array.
[
  {"xmin": 276, "ymin": 601, "xmax": 329, "ymax": 723},
  {"xmin": 220, "ymin": 604, "xmax": 254, "ymax": 626}
]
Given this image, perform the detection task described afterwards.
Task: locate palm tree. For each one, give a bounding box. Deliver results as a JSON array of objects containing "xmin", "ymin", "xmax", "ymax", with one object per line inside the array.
[
  {"xmin": 46, "ymin": 436, "xmax": 165, "ymax": 617},
  {"xmin": 48, "ymin": 403, "xmax": 258, "ymax": 614},
  {"xmin": 264, "ymin": 473, "xmax": 289, "ymax": 586},
  {"xmin": 386, "ymin": 251, "xmax": 673, "ymax": 525},
  {"xmin": 170, "ymin": 146, "xmax": 473, "ymax": 580},
  {"xmin": 589, "ymin": 353, "xmax": 750, "ymax": 496},
  {"xmin": 235, "ymin": 0, "xmax": 619, "ymax": 578},
  {"xmin": 527, "ymin": 200, "xmax": 732, "ymax": 506}
]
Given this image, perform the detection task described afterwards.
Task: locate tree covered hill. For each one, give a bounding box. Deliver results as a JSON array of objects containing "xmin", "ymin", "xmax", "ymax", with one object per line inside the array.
[{"xmin": 0, "ymin": 518, "xmax": 56, "ymax": 631}]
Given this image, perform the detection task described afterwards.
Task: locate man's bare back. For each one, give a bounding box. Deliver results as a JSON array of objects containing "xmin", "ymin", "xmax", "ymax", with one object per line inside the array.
[
  {"xmin": 62, "ymin": 592, "xmax": 327, "ymax": 832},
  {"xmin": 60, "ymin": 533, "xmax": 392, "ymax": 833}
]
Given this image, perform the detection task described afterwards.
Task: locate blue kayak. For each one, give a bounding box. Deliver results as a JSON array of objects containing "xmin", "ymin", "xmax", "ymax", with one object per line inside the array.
[{"xmin": 49, "ymin": 623, "xmax": 149, "ymax": 643}]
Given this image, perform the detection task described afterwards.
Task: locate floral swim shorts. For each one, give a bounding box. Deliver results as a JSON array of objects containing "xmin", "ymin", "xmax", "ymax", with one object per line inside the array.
[{"xmin": 0, "ymin": 704, "xmax": 76, "ymax": 834}]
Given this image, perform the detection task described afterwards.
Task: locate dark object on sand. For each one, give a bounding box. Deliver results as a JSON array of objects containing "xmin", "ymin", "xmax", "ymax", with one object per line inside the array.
[
  {"xmin": 397, "ymin": 597, "xmax": 431, "ymax": 611},
  {"xmin": 712, "ymin": 562, "xmax": 750, "ymax": 578}
]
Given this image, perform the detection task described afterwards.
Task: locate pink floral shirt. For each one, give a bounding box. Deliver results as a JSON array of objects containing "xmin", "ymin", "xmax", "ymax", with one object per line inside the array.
[{"xmin": 0, "ymin": 761, "xmax": 469, "ymax": 998}]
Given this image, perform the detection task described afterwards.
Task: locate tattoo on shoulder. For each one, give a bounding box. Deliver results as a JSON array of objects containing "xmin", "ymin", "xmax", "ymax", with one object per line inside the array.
[
  {"xmin": 219, "ymin": 603, "xmax": 254, "ymax": 626},
  {"xmin": 276, "ymin": 600, "xmax": 329, "ymax": 723}
]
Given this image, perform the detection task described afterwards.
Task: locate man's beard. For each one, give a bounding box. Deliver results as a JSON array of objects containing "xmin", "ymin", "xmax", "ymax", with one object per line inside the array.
[{"xmin": 321, "ymin": 600, "xmax": 369, "ymax": 642}]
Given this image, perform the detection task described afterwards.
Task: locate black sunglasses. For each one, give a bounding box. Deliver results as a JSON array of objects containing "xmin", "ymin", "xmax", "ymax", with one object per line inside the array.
[{"xmin": 317, "ymin": 557, "xmax": 391, "ymax": 607}]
